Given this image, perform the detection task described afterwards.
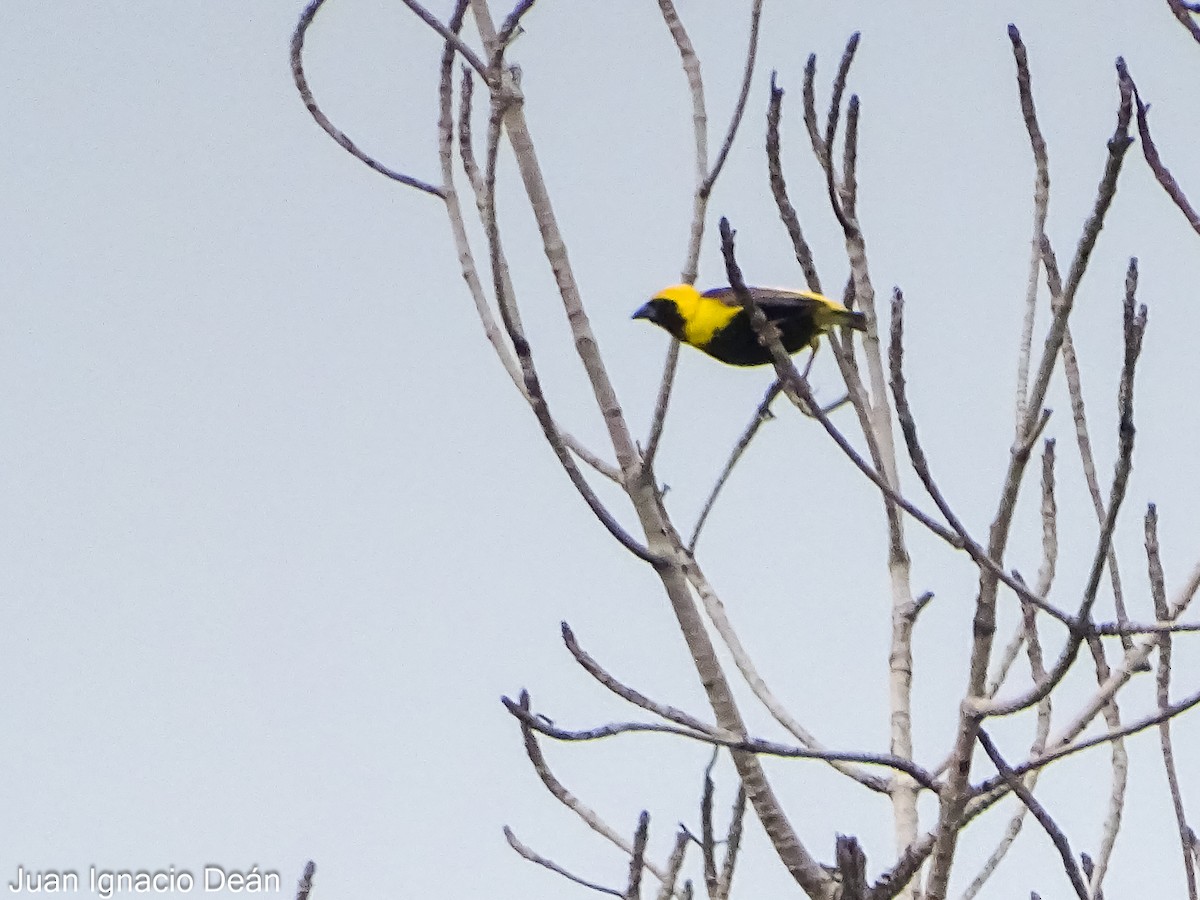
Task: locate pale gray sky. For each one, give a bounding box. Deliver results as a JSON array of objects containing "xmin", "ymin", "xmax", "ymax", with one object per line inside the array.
[{"xmin": 3, "ymin": 1, "xmax": 1199, "ymax": 898}]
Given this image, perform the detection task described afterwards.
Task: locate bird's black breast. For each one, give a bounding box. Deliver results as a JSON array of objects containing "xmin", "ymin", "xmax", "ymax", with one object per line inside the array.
[{"xmin": 702, "ymin": 307, "xmax": 820, "ymax": 366}]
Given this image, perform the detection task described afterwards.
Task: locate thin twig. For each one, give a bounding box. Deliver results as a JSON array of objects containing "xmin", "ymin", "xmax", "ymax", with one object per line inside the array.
[
  {"xmin": 654, "ymin": 831, "xmax": 691, "ymax": 900},
  {"xmin": 683, "ymin": 559, "xmax": 891, "ymax": 793},
  {"xmin": 1166, "ymin": 0, "xmax": 1200, "ymax": 44},
  {"xmin": 451, "ymin": 63, "xmax": 622, "ymax": 485},
  {"xmin": 496, "ymin": 0, "xmax": 537, "ymax": 51},
  {"xmin": 836, "ymin": 835, "xmax": 869, "ymax": 899},
  {"xmin": 766, "ymin": 74, "xmax": 822, "ymax": 293},
  {"xmin": 716, "ymin": 784, "xmax": 747, "ymax": 900},
  {"xmin": 1008, "ymin": 24, "xmax": 1051, "ymax": 432},
  {"xmin": 926, "ymin": 70, "xmax": 1135, "ymax": 900},
  {"xmin": 1093, "ymin": 620, "xmax": 1200, "ymax": 635},
  {"xmin": 644, "ymin": 0, "xmax": 708, "ymax": 466},
  {"xmin": 399, "ymin": 0, "xmax": 490, "ymax": 78},
  {"xmin": 648, "ymin": 0, "xmax": 763, "ymax": 466},
  {"xmin": 964, "ymin": 485, "xmax": 1058, "ymax": 898},
  {"xmin": 700, "ymin": 753, "xmax": 718, "ymax": 900},
  {"xmin": 801, "ymin": 54, "xmax": 823, "ymax": 164},
  {"xmin": 1081, "ymin": 631, "xmax": 1128, "ymax": 895},
  {"xmin": 644, "ymin": 342, "xmax": 679, "ymax": 469},
  {"xmin": 507, "ymin": 692, "xmax": 679, "ymax": 889},
  {"xmin": 481, "ymin": 89, "xmax": 656, "ymax": 562},
  {"xmin": 977, "ymin": 681, "xmax": 1200, "ymax": 789},
  {"xmin": 889, "ymin": 288, "xmax": 978, "ymax": 543},
  {"xmin": 1081, "ymin": 855, "xmax": 1105, "ymax": 900},
  {"xmin": 700, "ymin": 0, "xmax": 764, "ymax": 199},
  {"xmin": 987, "ymin": 440, "xmax": 1058, "ymax": 699},
  {"xmin": 562, "ymin": 623, "xmax": 717, "ymax": 734},
  {"xmin": 501, "ymin": 694, "xmax": 941, "ymax": 790},
  {"xmin": 821, "ymin": 33, "xmax": 862, "ymax": 235},
  {"xmin": 626, "ymin": 812, "xmax": 651, "ymax": 900},
  {"xmin": 294, "ymin": 862, "xmax": 315, "ymax": 900},
  {"xmin": 978, "ymin": 730, "xmax": 1089, "ymax": 900},
  {"xmin": 718, "ymin": 221, "xmax": 1075, "ymax": 628},
  {"xmin": 504, "ymin": 826, "xmax": 625, "ymax": 897},
  {"xmin": 841, "ymin": 95, "xmax": 861, "ymax": 219},
  {"xmin": 1123, "ymin": 61, "xmax": 1200, "ymax": 236},
  {"xmin": 689, "ymin": 381, "xmax": 782, "ymax": 552},
  {"xmin": 1056, "ymin": 249, "xmax": 1138, "ymax": 661},
  {"xmin": 291, "ymin": 0, "xmax": 446, "ymax": 195},
  {"xmin": 1148, "ymin": 505, "xmax": 1199, "ymax": 899},
  {"xmin": 983, "ymin": 274, "xmax": 1143, "ymax": 719},
  {"xmin": 655, "ymin": 0, "xmax": 708, "ymax": 283}
]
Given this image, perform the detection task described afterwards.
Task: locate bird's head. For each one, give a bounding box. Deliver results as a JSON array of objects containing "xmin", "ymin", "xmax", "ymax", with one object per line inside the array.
[{"xmin": 632, "ymin": 284, "xmax": 699, "ymax": 340}]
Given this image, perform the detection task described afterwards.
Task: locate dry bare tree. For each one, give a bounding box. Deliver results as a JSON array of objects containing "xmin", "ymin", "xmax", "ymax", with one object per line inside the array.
[{"xmin": 290, "ymin": 2, "xmax": 1200, "ymax": 898}]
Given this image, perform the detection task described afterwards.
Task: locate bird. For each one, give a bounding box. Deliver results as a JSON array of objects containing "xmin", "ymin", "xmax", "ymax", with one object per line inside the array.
[{"xmin": 632, "ymin": 284, "xmax": 867, "ymax": 367}]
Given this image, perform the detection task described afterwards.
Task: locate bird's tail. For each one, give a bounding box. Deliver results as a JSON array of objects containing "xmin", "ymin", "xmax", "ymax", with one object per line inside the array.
[{"xmin": 839, "ymin": 309, "xmax": 868, "ymax": 332}]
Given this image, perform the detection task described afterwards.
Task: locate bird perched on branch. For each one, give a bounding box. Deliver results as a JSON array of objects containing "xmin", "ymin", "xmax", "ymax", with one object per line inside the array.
[{"xmin": 632, "ymin": 284, "xmax": 867, "ymax": 367}]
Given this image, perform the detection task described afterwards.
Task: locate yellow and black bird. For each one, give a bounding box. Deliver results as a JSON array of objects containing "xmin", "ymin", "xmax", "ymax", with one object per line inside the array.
[{"xmin": 632, "ymin": 284, "xmax": 867, "ymax": 367}]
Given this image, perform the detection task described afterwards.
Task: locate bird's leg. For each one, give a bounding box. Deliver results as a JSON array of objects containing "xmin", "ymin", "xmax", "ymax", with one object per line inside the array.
[{"xmin": 799, "ymin": 342, "xmax": 819, "ymax": 381}]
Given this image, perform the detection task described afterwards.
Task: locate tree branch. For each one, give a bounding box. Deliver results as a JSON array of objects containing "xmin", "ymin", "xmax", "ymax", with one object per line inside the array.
[
  {"xmin": 291, "ymin": 0, "xmax": 448, "ymax": 195},
  {"xmin": 502, "ymin": 694, "xmax": 940, "ymax": 790},
  {"xmin": 504, "ymin": 825, "xmax": 626, "ymax": 897},
  {"xmin": 977, "ymin": 730, "xmax": 1089, "ymax": 900}
]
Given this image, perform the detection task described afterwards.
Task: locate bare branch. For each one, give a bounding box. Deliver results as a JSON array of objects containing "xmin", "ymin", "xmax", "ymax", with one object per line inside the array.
[
  {"xmin": 1166, "ymin": 0, "xmax": 1200, "ymax": 44},
  {"xmin": 683, "ymin": 560, "xmax": 891, "ymax": 794},
  {"xmin": 1081, "ymin": 633, "xmax": 1128, "ymax": 895},
  {"xmin": 987, "ymin": 440, "xmax": 1059, "ymax": 699},
  {"xmin": 801, "ymin": 54, "xmax": 823, "ymax": 164},
  {"xmin": 841, "ymin": 95, "xmax": 861, "ymax": 219},
  {"xmin": 1122, "ymin": 61, "xmax": 1200, "ymax": 236},
  {"xmin": 504, "ymin": 825, "xmax": 626, "ymax": 897},
  {"xmin": 836, "ymin": 835, "xmax": 869, "ymax": 900},
  {"xmin": 689, "ymin": 381, "xmax": 782, "ymax": 552},
  {"xmin": 976, "ymin": 681, "xmax": 1200, "ymax": 789},
  {"xmin": 502, "ymin": 694, "xmax": 941, "ymax": 790},
  {"xmin": 644, "ymin": 0, "xmax": 712, "ymax": 465},
  {"xmin": 926, "ymin": 71, "xmax": 1136, "ymax": 899},
  {"xmin": 821, "ymin": 33, "xmax": 862, "ymax": 235},
  {"xmin": 700, "ymin": 0, "xmax": 764, "ymax": 198},
  {"xmin": 868, "ymin": 834, "xmax": 935, "ymax": 900},
  {"xmin": 644, "ymin": 341, "xmax": 680, "ymax": 469},
  {"xmin": 1008, "ymin": 24, "xmax": 1051, "ymax": 431},
  {"xmin": 496, "ymin": 0, "xmax": 537, "ymax": 51},
  {"xmin": 1081, "ymin": 855, "xmax": 1105, "ymax": 900},
  {"xmin": 962, "ymin": 600, "xmax": 1055, "ymax": 899},
  {"xmin": 655, "ymin": 0, "xmax": 708, "ymax": 282},
  {"xmin": 716, "ymin": 784, "xmax": 747, "ymax": 900},
  {"xmin": 626, "ymin": 812, "xmax": 651, "ymax": 900},
  {"xmin": 294, "ymin": 861, "xmax": 315, "ymax": 900},
  {"xmin": 481, "ymin": 91, "xmax": 656, "ymax": 562},
  {"xmin": 400, "ymin": 0, "xmax": 489, "ymax": 78},
  {"xmin": 291, "ymin": 0, "xmax": 447, "ymax": 195},
  {"xmin": 1092, "ymin": 620, "xmax": 1200, "ymax": 635},
  {"xmin": 1056, "ymin": 250, "xmax": 1139, "ymax": 662},
  {"xmin": 983, "ymin": 268, "xmax": 1143, "ymax": 719},
  {"xmin": 700, "ymin": 754, "xmax": 719, "ymax": 900},
  {"xmin": 655, "ymin": 831, "xmax": 691, "ymax": 900},
  {"xmin": 562, "ymin": 623, "xmax": 717, "ymax": 734},
  {"xmin": 1018, "ymin": 63, "xmax": 1133, "ymax": 442},
  {"xmin": 507, "ymin": 692, "xmax": 681, "ymax": 889},
  {"xmin": 450, "ymin": 64, "xmax": 623, "ymax": 486},
  {"xmin": 889, "ymin": 288, "xmax": 976, "ymax": 543},
  {"xmin": 1148, "ymin": 506, "xmax": 1199, "ymax": 899},
  {"xmin": 977, "ymin": 730, "xmax": 1089, "ymax": 900},
  {"xmin": 766, "ymin": 74, "xmax": 822, "ymax": 293}
]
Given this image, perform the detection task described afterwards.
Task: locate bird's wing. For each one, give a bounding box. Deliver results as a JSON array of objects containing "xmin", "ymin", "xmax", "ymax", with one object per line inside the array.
[{"xmin": 701, "ymin": 286, "xmax": 823, "ymax": 317}]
